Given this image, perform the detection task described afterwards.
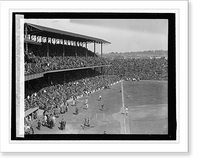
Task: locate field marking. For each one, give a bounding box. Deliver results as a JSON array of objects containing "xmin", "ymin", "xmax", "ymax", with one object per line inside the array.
[
  {"xmin": 112, "ymin": 110, "xmax": 130, "ymax": 134},
  {"xmin": 124, "ymin": 116, "xmax": 126, "ymax": 134},
  {"xmin": 129, "ymin": 104, "xmax": 168, "ymax": 108}
]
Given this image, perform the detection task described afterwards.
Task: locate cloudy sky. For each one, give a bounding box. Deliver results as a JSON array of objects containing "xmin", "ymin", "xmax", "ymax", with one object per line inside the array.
[{"xmin": 25, "ymin": 19, "xmax": 168, "ymax": 53}]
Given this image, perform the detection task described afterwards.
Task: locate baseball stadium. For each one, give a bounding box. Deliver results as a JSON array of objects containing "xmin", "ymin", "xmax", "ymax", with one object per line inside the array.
[{"xmin": 23, "ymin": 22, "xmax": 168, "ymax": 136}]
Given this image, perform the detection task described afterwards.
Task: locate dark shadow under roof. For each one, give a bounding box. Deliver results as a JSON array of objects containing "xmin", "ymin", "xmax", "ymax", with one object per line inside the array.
[
  {"xmin": 25, "ymin": 65, "xmax": 111, "ymax": 81},
  {"xmin": 25, "ymin": 23, "xmax": 111, "ymax": 44}
]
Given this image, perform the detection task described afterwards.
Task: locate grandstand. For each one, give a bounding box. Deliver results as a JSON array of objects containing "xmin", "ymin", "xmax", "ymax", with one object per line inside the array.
[
  {"xmin": 24, "ymin": 23, "xmax": 111, "ymax": 80},
  {"xmin": 24, "ymin": 23, "xmax": 112, "ymax": 130}
]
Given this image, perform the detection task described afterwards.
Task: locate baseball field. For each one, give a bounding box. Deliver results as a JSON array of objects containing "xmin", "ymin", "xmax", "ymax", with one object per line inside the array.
[{"xmin": 33, "ymin": 80, "xmax": 168, "ymax": 134}]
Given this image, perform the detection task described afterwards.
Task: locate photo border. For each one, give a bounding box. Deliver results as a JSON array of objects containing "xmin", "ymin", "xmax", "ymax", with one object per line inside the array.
[
  {"xmin": 12, "ymin": 12, "xmax": 175, "ymax": 141},
  {"xmin": 0, "ymin": 1, "xmax": 188, "ymax": 152}
]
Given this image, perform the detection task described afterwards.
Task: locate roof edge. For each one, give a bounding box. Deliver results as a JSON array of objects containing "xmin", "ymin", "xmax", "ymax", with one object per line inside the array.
[{"xmin": 25, "ymin": 23, "xmax": 111, "ymax": 44}]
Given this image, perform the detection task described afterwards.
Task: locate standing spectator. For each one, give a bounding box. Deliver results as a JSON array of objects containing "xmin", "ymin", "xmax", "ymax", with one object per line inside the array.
[
  {"xmin": 65, "ymin": 102, "xmax": 69, "ymax": 112},
  {"xmin": 28, "ymin": 115, "xmax": 32, "ymax": 122},
  {"xmin": 37, "ymin": 119, "xmax": 41, "ymax": 130},
  {"xmin": 43, "ymin": 114, "xmax": 47, "ymax": 126},
  {"xmin": 60, "ymin": 105, "xmax": 65, "ymax": 114},
  {"xmin": 60, "ymin": 117, "xmax": 66, "ymax": 130},
  {"xmin": 52, "ymin": 115, "xmax": 56, "ymax": 127}
]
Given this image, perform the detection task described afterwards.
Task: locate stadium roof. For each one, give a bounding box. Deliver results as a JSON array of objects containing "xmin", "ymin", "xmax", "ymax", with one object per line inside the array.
[{"xmin": 25, "ymin": 23, "xmax": 111, "ymax": 44}]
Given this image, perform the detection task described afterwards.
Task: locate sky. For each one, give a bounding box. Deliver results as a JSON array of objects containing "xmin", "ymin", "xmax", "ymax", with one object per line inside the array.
[{"xmin": 25, "ymin": 19, "xmax": 168, "ymax": 54}]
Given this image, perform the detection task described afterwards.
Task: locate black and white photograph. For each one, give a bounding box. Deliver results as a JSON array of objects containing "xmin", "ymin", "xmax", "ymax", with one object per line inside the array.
[
  {"xmin": 11, "ymin": 12, "xmax": 176, "ymax": 140},
  {"xmin": 0, "ymin": 0, "xmax": 189, "ymax": 154}
]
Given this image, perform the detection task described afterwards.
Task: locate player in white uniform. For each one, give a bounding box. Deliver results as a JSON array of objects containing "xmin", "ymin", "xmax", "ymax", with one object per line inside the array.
[
  {"xmin": 98, "ymin": 95, "xmax": 102, "ymax": 101},
  {"xmin": 85, "ymin": 99, "xmax": 88, "ymax": 104},
  {"xmin": 85, "ymin": 103, "xmax": 88, "ymax": 110},
  {"xmin": 125, "ymin": 107, "xmax": 129, "ymax": 116}
]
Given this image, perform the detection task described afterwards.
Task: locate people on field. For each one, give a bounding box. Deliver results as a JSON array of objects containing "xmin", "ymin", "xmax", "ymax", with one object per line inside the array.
[
  {"xmin": 100, "ymin": 103, "xmax": 104, "ymax": 111},
  {"xmin": 85, "ymin": 99, "xmax": 88, "ymax": 104},
  {"xmin": 83, "ymin": 118, "xmax": 90, "ymax": 127},
  {"xmin": 98, "ymin": 95, "xmax": 102, "ymax": 101},
  {"xmin": 84, "ymin": 103, "xmax": 88, "ymax": 110},
  {"xmin": 125, "ymin": 107, "xmax": 129, "ymax": 116},
  {"xmin": 72, "ymin": 98, "xmax": 76, "ymax": 106},
  {"xmin": 74, "ymin": 107, "xmax": 79, "ymax": 115}
]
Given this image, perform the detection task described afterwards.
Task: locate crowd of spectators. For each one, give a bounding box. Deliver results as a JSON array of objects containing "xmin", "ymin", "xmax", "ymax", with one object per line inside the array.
[
  {"xmin": 104, "ymin": 57, "xmax": 168, "ymax": 80},
  {"xmin": 25, "ymin": 44, "xmax": 109, "ymax": 75},
  {"xmin": 25, "ymin": 56, "xmax": 109, "ymax": 75},
  {"xmin": 24, "ymin": 43, "xmax": 168, "ymax": 114},
  {"xmin": 25, "ymin": 70, "xmax": 120, "ymax": 111},
  {"xmin": 28, "ymin": 44, "xmax": 96, "ymax": 57}
]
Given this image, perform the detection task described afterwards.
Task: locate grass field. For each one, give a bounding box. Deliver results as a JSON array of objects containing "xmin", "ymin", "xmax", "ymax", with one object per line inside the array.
[{"xmin": 33, "ymin": 80, "xmax": 168, "ymax": 134}]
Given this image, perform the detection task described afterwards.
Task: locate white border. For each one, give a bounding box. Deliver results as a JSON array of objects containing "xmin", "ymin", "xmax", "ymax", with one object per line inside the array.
[
  {"xmin": 14, "ymin": 14, "xmax": 25, "ymax": 138},
  {"xmin": 19, "ymin": 18, "xmax": 25, "ymax": 136},
  {"xmin": 0, "ymin": 1, "xmax": 188, "ymax": 152}
]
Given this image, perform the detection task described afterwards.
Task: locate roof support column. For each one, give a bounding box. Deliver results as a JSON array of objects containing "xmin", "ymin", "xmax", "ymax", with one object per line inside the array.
[
  {"xmin": 85, "ymin": 42, "xmax": 87, "ymax": 58},
  {"xmin": 101, "ymin": 42, "xmax": 103, "ymax": 58},
  {"xmin": 46, "ymin": 37, "xmax": 49, "ymax": 57},
  {"xmin": 25, "ymin": 25, "xmax": 28, "ymax": 55},
  {"xmin": 63, "ymin": 39, "xmax": 65, "ymax": 58},
  {"xmin": 75, "ymin": 41, "xmax": 77, "ymax": 57},
  {"xmin": 94, "ymin": 41, "xmax": 96, "ymax": 56},
  {"xmin": 66, "ymin": 40, "xmax": 68, "ymax": 56},
  {"xmin": 101, "ymin": 42, "xmax": 103, "ymax": 74}
]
